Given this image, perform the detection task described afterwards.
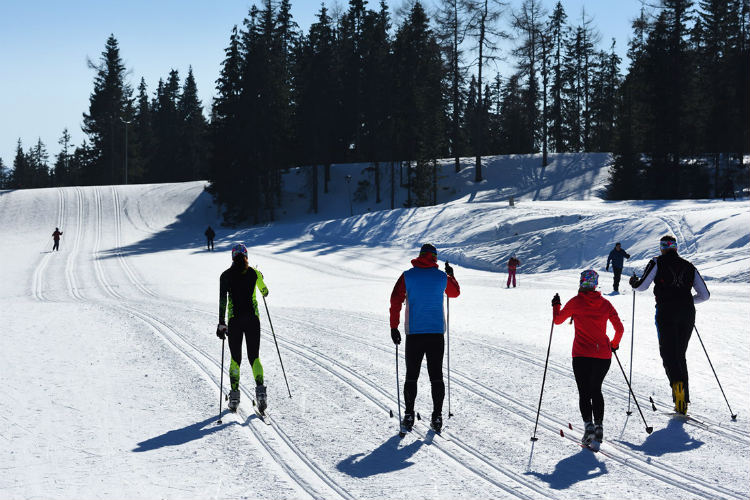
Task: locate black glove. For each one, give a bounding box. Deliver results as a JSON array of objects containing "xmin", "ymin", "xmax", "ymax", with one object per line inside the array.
[
  {"xmin": 629, "ymin": 274, "xmax": 639, "ymax": 288},
  {"xmin": 391, "ymin": 328, "xmax": 401, "ymax": 345},
  {"xmin": 216, "ymin": 324, "xmax": 227, "ymax": 340},
  {"xmin": 551, "ymin": 293, "xmax": 561, "ymax": 306},
  {"xmin": 445, "ymin": 262, "xmax": 454, "ymax": 277},
  {"xmin": 611, "ymin": 345, "xmax": 619, "ymax": 353}
]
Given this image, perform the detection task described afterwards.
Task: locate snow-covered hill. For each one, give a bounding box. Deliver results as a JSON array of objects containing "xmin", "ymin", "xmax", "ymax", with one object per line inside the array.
[{"xmin": 1, "ymin": 155, "xmax": 749, "ymax": 500}]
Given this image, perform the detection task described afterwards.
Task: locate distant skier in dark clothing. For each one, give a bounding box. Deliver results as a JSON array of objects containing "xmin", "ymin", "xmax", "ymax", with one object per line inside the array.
[
  {"xmin": 205, "ymin": 226, "xmax": 216, "ymax": 251},
  {"xmin": 606, "ymin": 242, "xmax": 630, "ymax": 292},
  {"xmin": 552, "ymin": 269, "xmax": 624, "ymax": 449},
  {"xmin": 390, "ymin": 243, "xmax": 460, "ymax": 434},
  {"xmin": 217, "ymin": 243, "xmax": 269, "ymax": 414},
  {"xmin": 52, "ymin": 227, "xmax": 63, "ymax": 251},
  {"xmin": 507, "ymin": 254, "xmax": 521, "ymax": 288},
  {"xmin": 630, "ymin": 235, "xmax": 709, "ymax": 415}
]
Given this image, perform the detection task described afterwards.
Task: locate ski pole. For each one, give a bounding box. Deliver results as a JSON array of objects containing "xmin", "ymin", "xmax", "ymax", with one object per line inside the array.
[
  {"xmin": 262, "ymin": 295, "xmax": 292, "ymax": 398},
  {"xmin": 531, "ymin": 318, "xmax": 555, "ymax": 441},
  {"xmin": 396, "ymin": 344, "xmax": 404, "ymax": 436},
  {"xmin": 447, "ymin": 295, "xmax": 453, "ymax": 418},
  {"xmin": 613, "ymin": 350, "xmax": 653, "ymax": 433},
  {"xmin": 216, "ymin": 337, "xmax": 226, "ymax": 425},
  {"xmin": 627, "ymin": 290, "xmax": 635, "ymax": 415},
  {"xmin": 694, "ymin": 325, "xmax": 737, "ymax": 420}
]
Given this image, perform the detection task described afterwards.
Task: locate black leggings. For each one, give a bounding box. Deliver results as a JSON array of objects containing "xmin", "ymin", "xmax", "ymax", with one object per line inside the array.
[
  {"xmin": 228, "ymin": 315, "xmax": 261, "ymax": 365},
  {"xmin": 572, "ymin": 357, "xmax": 611, "ymax": 424},
  {"xmin": 404, "ymin": 334, "xmax": 445, "ymax": 416},
  {"xmin": 656, "ymin": 306, "xmax": 695, "ymax": 402}
]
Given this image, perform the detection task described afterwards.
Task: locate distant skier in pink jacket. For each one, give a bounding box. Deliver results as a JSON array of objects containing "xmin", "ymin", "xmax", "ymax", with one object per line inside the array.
[{"xmin": 507, "ymin": 254, "xmax": 520, "ymax": 288}]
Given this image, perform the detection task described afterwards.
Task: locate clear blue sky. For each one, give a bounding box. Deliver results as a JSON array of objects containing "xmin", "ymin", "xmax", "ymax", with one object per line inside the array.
[{"xmin": 0, "ymin": 0, "xmax": 645, "ymax": 170}]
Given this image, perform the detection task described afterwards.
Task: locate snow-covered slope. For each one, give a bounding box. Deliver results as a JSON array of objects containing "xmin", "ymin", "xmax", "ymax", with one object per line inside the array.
[{"xmin": 1, "ymin": 155, "xmax": 749, "ymax": 500}]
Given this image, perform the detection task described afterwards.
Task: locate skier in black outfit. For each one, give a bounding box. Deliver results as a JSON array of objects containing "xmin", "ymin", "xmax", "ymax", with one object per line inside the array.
[
  {"xmin": 389, "ymin": 244, "xmax": 460, "ymax": 433},
  {"xmin": 606, "ymin": 242, "xmax": 630, "ymax": 293},
  {"xmin": 216, "ymin": 243, "xmax": 269, "ymax": 413},
  {"xmin": 52, "ymin": 227, "xmax": 63, "ymax": 251},
  {"xmin": 205, "ymin": 226, "xmax": 216, "ymax": 251},
  {"xmin": 630, "ymin": 235, "xmax": 710, "ymax": 415}
]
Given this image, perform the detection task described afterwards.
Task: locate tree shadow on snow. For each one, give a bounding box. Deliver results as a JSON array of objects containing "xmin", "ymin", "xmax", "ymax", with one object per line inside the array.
[
  {"xmin": 336, "ymin": 435, "xmax": 424, "ymax": 478},
  {"xmin": 616, "ymin": 418, "xmax": 703, "ymax": 456},
  {"xmin": 525, "ymin": 448, "xmax": 608, "ymax": 489},
  {"xmin": 132, "ymin": 412, "xmax": 234, "ymax": 452}
]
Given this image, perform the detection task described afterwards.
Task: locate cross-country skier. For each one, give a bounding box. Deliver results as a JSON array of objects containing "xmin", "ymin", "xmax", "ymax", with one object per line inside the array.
[
  {"xmin": 390, "ymin": 243, "xmax": 460, "ymax": 434},
  {"xmin": 52, "ymin": 227, "xmax": 63, "ymax": 251},
  {"xmin": 606, "ymin": 242, "xmax": 630, "ymax": 293},
  {"xmin": 552, "ymin": 269, "xmax": 624, "ymax": 448},
  {"xmin": 216, "ymin": 243, "xmax": 269, "ymax": 413},
  {"xmin": 629, "ymin": 235, "xmax": 710, "ymax": 415},
  {"xmin": 507, "ymin": 254, "xmax": 521, "ymax": 288},
  {"xmin": 205, "ymin": 226, "xmax": 216, "ymax": 251}
]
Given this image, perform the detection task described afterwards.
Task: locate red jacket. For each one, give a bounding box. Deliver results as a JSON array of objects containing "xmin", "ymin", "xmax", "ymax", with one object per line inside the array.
[
  {"xmin": 508, "ymin": 257, "xmax": 520, "ymax": 270},
  {"xmin": 390, "ymin": 255, "xmax": 460, "ymax": 330},
  {"xmin": 553, "ymin": 291, "xmax": 623, "ymax": 359}
]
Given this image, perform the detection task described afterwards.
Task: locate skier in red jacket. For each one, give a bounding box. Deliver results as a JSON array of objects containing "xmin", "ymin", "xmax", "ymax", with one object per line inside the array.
[
  {"xmin": 552, "ymin": 269, "xmax": 624, "ymax": 448},
  {"xmin": 507, "ymin": 254, "xmax": 520, "ymax": 288}
]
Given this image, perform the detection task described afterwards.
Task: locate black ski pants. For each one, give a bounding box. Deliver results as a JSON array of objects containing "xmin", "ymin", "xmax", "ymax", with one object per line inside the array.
[
  {"xmin": 655, "ymin": 304, "xmax": 695, "ymax": 403},
  {"xmin": 403, "ymin": 333, "xmax": 445, "ymax": 417},
  {"xmin": 612, "ymin": 267, "xmax": 623, "ymax": 291},
  {"xmin": 572, "ymin": 356, "xmax": 611, "ymax": 424},
  {"xmin": 228, "ymin": 315, "xmax": 261, "ymax": 367},
  {"xmin": 207, "ymin": 237, "xmax": 214, "ymax": 251},
  {"xmin": 53, "ymin": 240, "xmax": 60, "ymax": 251}
]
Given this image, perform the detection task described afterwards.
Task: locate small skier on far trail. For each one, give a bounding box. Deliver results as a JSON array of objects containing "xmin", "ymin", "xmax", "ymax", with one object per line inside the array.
[
  {"xmin": 390, "ymin": 243, "xmax": 460, "ymax": 434},
  {"xmin": 507, "ymin": 254, "xmax": 521, "ymax": 288},
  {"xmin": 216, "ymin": 243, "xmax": 269, "ymax": 414},
  {"xmin": 52, "ymin": 227, "xmax": 63, "ymax": 251},
  {"xmin": 552, "ymin": 270, "xmax": 624, "ymax": 450},
  {"xmin": 205, "ymin": 225, "xmax": 216, "ymax": 251},
  {"xmin": 606, "ymin": 242, "xmax": 630, "ymax": 293}
]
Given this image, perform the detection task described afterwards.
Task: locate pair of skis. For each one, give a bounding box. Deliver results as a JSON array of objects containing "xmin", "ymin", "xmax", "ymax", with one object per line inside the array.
[{"xmin": 223, "ymin": 391, "xmax": 271, "ymax": 425}]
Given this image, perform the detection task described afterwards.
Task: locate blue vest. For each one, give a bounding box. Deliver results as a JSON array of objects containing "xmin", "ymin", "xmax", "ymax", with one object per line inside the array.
[{"xmin": 403, "ymin": 267, "xmax": 447, "ymax": 334}]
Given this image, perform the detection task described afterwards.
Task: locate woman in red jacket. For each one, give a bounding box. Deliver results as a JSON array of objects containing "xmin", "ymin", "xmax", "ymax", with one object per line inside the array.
[{"xmin": 552, "ymin": 269, "xmax": 624, "ymax": 447}]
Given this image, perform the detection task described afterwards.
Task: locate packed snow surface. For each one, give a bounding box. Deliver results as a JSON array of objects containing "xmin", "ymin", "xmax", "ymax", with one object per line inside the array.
[{"xmin": 1, "ymin": 154, "xmax": 749, "ymax": 500}]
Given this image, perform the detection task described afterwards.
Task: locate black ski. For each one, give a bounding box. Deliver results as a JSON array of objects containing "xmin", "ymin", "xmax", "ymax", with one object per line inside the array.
[{"xmin": 253, "ymin": 400, "xmax": 271, "ymax": 425}]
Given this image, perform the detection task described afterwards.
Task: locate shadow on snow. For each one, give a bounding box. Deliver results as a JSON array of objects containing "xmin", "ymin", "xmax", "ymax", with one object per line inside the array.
[
  {"xmin": 336, "ymin": 434, "xmax": 424, "ymax": 478},
  {"xmin": 132, "ymin": 412, "xmax": 234, "ymax": 452},
  {"xmin": 525, "ymin": 447, "xmax": 608, "ymax": 489},
  {"xmin": 616, "ymin": 417, "xmax": 704, "ymax": 456}
]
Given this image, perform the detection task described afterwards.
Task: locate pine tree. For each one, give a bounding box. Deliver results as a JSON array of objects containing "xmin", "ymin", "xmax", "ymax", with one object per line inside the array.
[
  {"xmin": 82, "ymin": 35, "xmax": 134, "ymax": 185},
  {"xmin": 52, "ymin": 128, "xmax": 73, "ymax": 186},
  {"xmin": 131, "ymin": 77, "xmax": 152, "ymax": 183},
  {"xmin": 462, "ymin": 0, "xmax": 507, "ymax": 181},
  {"xmin": 436, "ymin": 0, "xmax": 467, "ymax": 172},
  {"xmin": 548, "ymin": 1, "xmax": 568, "ymax": 152},
  {"xmin": 0, "ymin": 157, "xmax": 8, "ymax": 189},
  {"xmin": 178, "ymin": 67, "xmax": 208, "ymax": 180}
]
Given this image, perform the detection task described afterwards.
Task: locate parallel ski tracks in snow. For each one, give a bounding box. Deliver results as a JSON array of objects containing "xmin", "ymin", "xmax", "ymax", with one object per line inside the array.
[
  {"xmin": 334, "ymin": 309, "xmax": 749, "ymax": 446},
  {"xmin": 116, "ymin": 304, "xmax": 354, "ymax": 500},
  {"xmin": 277, "ymin": 312, "xmax": 745, "ymax": 500},
  {"xmin": 79, "ymin": 188, "xmax": 353, "ymax": 500},
  {"xmin": 63, "ymin": 187, "xmax": 86, "ymax": 302},
  {"xmin": 31, "ymin": 188, "xmax": 62, "ymax": 302}
]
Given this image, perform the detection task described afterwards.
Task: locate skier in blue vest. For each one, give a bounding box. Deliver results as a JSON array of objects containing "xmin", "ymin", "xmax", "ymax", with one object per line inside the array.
[
  {"xmin": 606, "ymin": 242, "xmax": 630, "ymax": 293},
  {"xmin": 389, "ymin": 243, "xmax": 460, "ymax": 433}
]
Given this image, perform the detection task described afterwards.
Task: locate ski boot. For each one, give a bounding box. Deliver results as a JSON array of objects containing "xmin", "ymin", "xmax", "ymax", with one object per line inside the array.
[
  {"xmin": 581, "ymin": 422, "xmax": 595, "ymax": 447},
  {"xmin": 400, "ymin": 413, "xmax": 415, "ymax": 434},
  {"xmin": 430, "ymin": 413, "xmax": 443, "ymax": 434},
  {"xmin": 228, "ymin": 389, "xmax": 240, "ymax": 412},
  {"xmin": 594, "ymin": 423, "xmax": 604, "ymax": 442},
  {"xmin": 255, "ymin": 384, "xmax": 267, "ymax": 414},
  {"xmin": 672, "ymin": 381, "xmax": 687, "ymax": 415}
]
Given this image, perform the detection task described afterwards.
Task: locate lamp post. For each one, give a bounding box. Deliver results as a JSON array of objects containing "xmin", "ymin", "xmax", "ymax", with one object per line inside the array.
[
  {"xmin": 345, "ymin": 174, "xmax": 352, "ymax": 216},
  {"xmin": 120, "ymin": 117, "xmax": 133, "ymax": 184}
]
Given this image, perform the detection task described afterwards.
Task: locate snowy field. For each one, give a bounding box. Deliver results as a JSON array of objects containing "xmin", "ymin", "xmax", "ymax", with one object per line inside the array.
[{"xmin": 1, "ymin": 155, "xmax": 749, "ymax": 500}]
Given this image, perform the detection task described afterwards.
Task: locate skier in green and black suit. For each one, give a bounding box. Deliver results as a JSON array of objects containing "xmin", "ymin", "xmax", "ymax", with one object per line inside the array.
[{"xmin": 216, "ymin": 243, "xmax": 269, "ymax": 413}]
